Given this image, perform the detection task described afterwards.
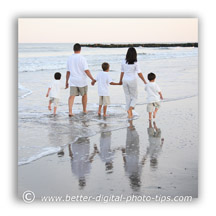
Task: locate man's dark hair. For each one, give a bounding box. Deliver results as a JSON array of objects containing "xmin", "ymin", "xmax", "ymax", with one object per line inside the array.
[
  {"xmin": 73, "ymin": 43, "xmax": 81, "ymax": 52},
  {"xmin": 148, "ymin": 72, "xmax": 156, "ymax": 81},
  {"xmin": 102, "ymin": 62, "xmax": 110, "ymax": 71},
  {"xmin": 54, "ymin": 72, "xmax": 61, "ymax": 80},
  {"xmin": 126, "ymin": 47, "xmax": 137, "ymax": 64}
]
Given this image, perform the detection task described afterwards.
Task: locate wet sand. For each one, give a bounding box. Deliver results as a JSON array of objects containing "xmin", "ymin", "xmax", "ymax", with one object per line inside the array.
[{"xmin": 18, "ymin": 96, "xmax": 198, "ymax": 201}]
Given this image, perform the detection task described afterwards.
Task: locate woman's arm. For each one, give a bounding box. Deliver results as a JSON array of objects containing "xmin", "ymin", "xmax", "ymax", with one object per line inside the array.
[
  {"xmin": 138, "ymin": 73, "xmax": 147, "ymax": 84},
  {"xmin": 110, "ymin": 82, "xmax": 121, "ymax": 85},
  {"xmin": 119, "ymin": 72, "xmax": 124, "ymax": 85}
]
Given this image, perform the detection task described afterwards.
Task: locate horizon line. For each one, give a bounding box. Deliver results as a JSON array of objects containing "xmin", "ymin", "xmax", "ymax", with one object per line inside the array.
[{"xmin": 18, "ymin": 41, "xmax": 198, "ymax": 44}]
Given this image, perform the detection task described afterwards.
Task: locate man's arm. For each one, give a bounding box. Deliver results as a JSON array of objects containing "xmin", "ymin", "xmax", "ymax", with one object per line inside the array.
[
  {"xmin": 85, "ymin": 70, "xmax": 96, "ymax": 82},
  {"xmin": 138, "ymin": 73, "xmax": 147, "ymax": 84},
  {"xmin": 65, "ymin": 71, "xmax": 70, "ymax": 89}
]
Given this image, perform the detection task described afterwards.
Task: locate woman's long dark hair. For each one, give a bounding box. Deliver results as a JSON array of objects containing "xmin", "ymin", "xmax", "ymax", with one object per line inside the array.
[{"xmin": 126, "ymin": 47, "xmax": 137, "ymax": 64}]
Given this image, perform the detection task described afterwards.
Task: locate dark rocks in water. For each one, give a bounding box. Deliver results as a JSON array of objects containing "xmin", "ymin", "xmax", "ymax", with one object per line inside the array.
[{"xmin": 81, "ymin": 43, "xmax": 198, "ymax": 48}]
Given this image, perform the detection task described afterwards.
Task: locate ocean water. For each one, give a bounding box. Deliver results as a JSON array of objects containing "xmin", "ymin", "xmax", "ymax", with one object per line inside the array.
[{"xmin": 18, "ymin": 43, "xmax": 198, "ymax": 166}]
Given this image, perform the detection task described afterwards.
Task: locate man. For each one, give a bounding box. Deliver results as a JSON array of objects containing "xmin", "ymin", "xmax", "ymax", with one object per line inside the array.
[{"xmin": 65, "ymin": 43, "xmax": 96, "ymax": 116}]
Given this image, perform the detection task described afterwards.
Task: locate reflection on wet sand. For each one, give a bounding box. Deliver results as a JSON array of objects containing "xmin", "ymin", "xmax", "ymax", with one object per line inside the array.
[
  {"xmin": 97, "ymin": 124, "xmax": 114, "ymax": 174},
  {"xmin": 68, "ymin": 138, "xmax": 97, "ymax": 189},
  {"xmin": 67, "ymin": 122, "xmax": 116, "ymax": 190},
  {"xmin": 142, "ymin": 121, "xmax": 164, "ymax": 170},
  {"xmin": 122, "ymin": 120, "xmax": 141, "ymax": 192},
  {"xmin": 62, "ymin": 119, "xmax": 164, "ymax": 192}
]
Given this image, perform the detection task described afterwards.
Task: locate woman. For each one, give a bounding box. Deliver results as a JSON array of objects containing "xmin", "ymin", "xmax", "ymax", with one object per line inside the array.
[{"xmin": 119, "ymin": 47, "xmax": 147, "ymax": 118}]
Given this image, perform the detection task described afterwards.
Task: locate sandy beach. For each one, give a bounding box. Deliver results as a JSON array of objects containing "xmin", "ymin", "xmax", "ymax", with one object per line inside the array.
[
  {"xmin": 18, "ymin": 44, "xmax": 198, "ymax": 202},
  {"xmin": 18, "ymin": 96, "xmax": 198, "ymax": 201}
]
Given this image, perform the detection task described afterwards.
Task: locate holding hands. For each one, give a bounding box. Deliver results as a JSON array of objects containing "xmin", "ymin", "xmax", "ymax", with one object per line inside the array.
[{"xmin": 91, "ymin": 79, "xmax": 96, "ymax": 86}]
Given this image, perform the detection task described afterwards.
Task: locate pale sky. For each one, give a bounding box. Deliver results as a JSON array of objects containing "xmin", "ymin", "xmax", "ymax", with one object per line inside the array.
[{"xmin": 18, "ymin": 18, "xmax": 198, "ymax": 43}]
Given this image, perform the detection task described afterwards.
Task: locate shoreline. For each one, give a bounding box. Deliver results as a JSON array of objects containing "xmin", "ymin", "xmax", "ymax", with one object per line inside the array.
[
  {"xmin": 18, "ymin": 96, "xmax": 198, "ymax": 199},
  {"xmin": 18, "ymin": 45, "xmax": 198, "ymax": 200},
  {"xmin": 81, "ymin": 43, "xmax": 198, "ymax": 48}
]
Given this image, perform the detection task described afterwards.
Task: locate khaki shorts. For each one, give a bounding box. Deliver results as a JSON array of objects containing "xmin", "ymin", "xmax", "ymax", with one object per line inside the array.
[
  {"xmin": 50, "ymin": 97, "xmax": 59, "ymax": 107},
  {"xmin": 70, "ymin": 86, "xmax": 88, "ymax": 96},
  {"xmin": 99, "ymin": 96, "xmax": 110, "ymax": 106},
  {"xmin": 147, "ymin": 102, "xmax": 160, "ymax": 112}
]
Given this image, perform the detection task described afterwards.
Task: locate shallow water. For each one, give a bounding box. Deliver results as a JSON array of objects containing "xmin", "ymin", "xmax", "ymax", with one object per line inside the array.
[
  {"xmin": 18, "ymin": 97, "xmax": 198, "ymax": 199},
  {"xmin": 18, "ymin": 44, "xmax": 198, "ymax": 198}
]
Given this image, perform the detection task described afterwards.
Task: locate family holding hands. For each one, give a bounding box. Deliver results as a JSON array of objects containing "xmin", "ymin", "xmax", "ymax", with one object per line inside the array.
[{"xmin": 46, "ymin": 43, "xmax": 163, "ymax": 120}]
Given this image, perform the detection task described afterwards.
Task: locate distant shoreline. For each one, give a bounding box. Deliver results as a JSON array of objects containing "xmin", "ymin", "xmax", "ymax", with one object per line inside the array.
[{"xmin": 81, "ymin": 43, "xmax": 198, "ymax": 48}]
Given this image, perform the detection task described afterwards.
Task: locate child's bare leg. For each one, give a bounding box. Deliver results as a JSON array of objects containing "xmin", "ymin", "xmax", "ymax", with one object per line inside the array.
[
  {"xmin": 48, "ymin": 100, "xmax": 52, "ymax": 111},
  {"xmin": 149, "ymin": 112, "xmax": 152, "ymax": 121},
  {"xmin": 53, "ymin": 106, "xmax": 57, "ymax": 115},
  {"xmin": 98, "ymin": 105, "xmax": 102, "ymax": 116},
  {"xmin": 103, "ymin": 105, "xmax": 107, "ymax": 117},
  {"xmin": 153, "ymin": 108, "xmax": 158, "ymax": 119}
]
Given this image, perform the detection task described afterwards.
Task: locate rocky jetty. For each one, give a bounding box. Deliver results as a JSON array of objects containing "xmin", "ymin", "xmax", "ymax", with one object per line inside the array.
[{"xmin": 81, "ymin": 43, "xmax": 198, "ymax": 48}]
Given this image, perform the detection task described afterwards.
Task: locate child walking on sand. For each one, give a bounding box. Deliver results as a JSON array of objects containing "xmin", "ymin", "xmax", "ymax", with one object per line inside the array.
[
  {"xmin": 92, "ymin": 63, "xmax": 120, "ymax": 117},
  {"xmin": 145, "ymin": 72, "xmax": 163, "ymax": 120},
  {"xmin": 46, "ymin": 72, "xmax": 61, "ymax": 115}
]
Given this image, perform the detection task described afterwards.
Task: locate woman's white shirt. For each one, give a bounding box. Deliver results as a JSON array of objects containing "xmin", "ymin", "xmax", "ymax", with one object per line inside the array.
[{"xmin": 121, "ymin": 60, "xmax": 141, "ymax": 81}]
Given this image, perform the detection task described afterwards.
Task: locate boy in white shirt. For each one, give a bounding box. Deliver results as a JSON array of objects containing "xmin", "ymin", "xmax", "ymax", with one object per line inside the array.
[
  {"xmin": 145, "ymin": 73, "xmax": 163, "ymax": 120},
  {"xmin": 46, "ymin": 72, "xmax": 61, "ymax": 115},
  {"xmin": 92, "ymin": 63, "xmax": 120, "ymax": 117}
]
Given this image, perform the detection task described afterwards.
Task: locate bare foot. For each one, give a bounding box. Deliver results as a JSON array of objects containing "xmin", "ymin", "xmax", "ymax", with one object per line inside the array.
[
  {"xmin": 103, "ymin": 114, "xmax": 109, "ymax": 117},
  {"xmin": 83, "ymin": 111, "xmax": 88, "ymax": 115},
  {"xmin": 48, "ymin": 105, "xmax": 51, "ymax": 111},
  {"xmin": 69, "ymin": 113, "xmax": 74, "ymax": 117},
  {"xmin": 98, "ymin": 112, "xmax": 101, "ymax": 116}
]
